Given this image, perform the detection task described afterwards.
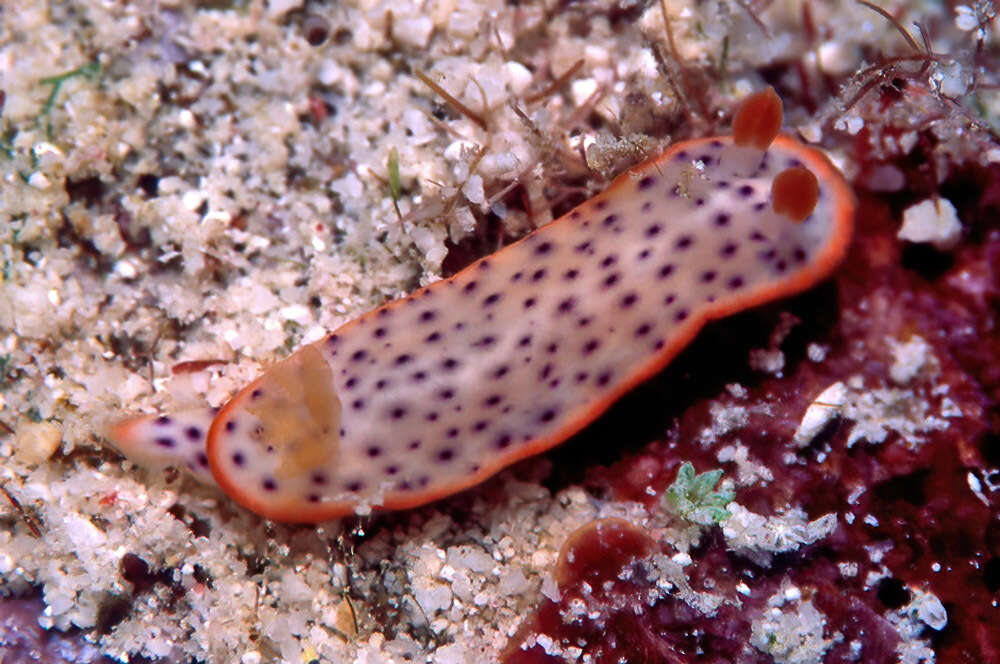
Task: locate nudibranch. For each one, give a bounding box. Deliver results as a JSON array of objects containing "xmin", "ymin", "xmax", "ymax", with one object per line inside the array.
[{"xmin": 110, "ymin": 88, "xmax": 855, "ymax": 523}]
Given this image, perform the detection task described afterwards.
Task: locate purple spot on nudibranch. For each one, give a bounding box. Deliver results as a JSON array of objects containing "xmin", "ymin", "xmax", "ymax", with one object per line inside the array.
[
  {"xmin": 366, "ymin": 446, "xmax": 382, "ymax": 457},
  {"xmin": 638, "ymin": 175, "xmax": 656, "ymax": 190},
  {"xmin": 185, "ymin": 426, "xmax": 201, "ymax": 442},
  {"xmin": 350, "ymin": 349, "xmax": 368, "ymax": 362},
  {"xmin": 483, "ymin": 293, "xmax": 502, "ymax": 307},
  {"xmin": 484, "ymin": 394, "xmax": 503, "ymax": 407},
  {"xmin": 155, "ymin": 437, "xmax": 174, "ymax": 448},
  {"xmin": 225, "ymin": 420, "xmax": 236, "ymax": 433},
  {"xmin": 155, "ymin": 416, "xmax": 171, "ymax": 426},
  {"xmin": 346, "ymin": 480, "xmax": 364, "ymax": 492},
  {"xmin": 620, "ymin": 292, "xmax": 638, "ymax": 308},
  {"xmin": 557, "ymin": 298, "xmax": 575, "ymax": 314},
  {"xmin": 701, "ymin": 270, "xmax": 717, "ymax": 283},
  {"xmin": 728, "ymin": 276, "xmax": 745, "ymax": 289},
  {"xmin": 714, "ymin": 213, "xmax": 730, "ymax": 227},
  {"xmin": 675, "ymin": 235, "xmax": 693, "ymax": 250},
  {"xmin": 658, "ymin": 264, "xmax": 675, "ymax": 279},
  {"xmin": 231, "ymin": 452, "xmax": 245, "ymax": 466},
  {"xmin": 311, "ymin": 472, "xmax": 327, "ymax": 485},
  {"xmin": 425, "ymin": 331, "xmax": 442, "ymax": 343},
  {"xmin": 738, "ymin": 184, "xmax": 755, "ymax": 197},
  {"xmin": 531, "ymin": 268, "xmax": 547, "ymax": 282},
  {"xmin": 197, "ymin": 453, "xmax": 209, "ymax": 467},
  {"xmin": 564, "ymin": 268, "xmax": 580, "ymax": 280},
  {"xmin": 373, "ymin": 327, "xmax": 387, "ymax": 338},
  {"xmin": 419, "ymin": 310, "xmax": 436, "ymax": 322},
  {"xmin": 262, "ymin": 478, "xmax": 277, "ymax": 491},
  {"xmin": 721, "ymin": 242, "xmax": 739, "ymax": 258}
]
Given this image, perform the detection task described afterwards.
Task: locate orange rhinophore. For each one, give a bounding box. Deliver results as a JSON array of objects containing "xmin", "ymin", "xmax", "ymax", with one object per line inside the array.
[
  {"xmin": 732, "ymin": 86, "xmax": 783, "ymax": 150},
  {"xmin": 109, "ymin": 89, "xmax": 856, "ymax": 523},
  {"xmin": 772, "ymin": 165, "xmax": 821, "ymax": 222}
]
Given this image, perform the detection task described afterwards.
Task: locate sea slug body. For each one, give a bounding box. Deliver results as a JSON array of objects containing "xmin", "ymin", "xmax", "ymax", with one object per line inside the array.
[{"xmin": 110, "ymin": 89, "xmax": 855, "ymax": 523}]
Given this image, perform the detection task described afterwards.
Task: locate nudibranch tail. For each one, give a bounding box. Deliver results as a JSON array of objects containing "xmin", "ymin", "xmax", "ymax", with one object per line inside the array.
[
  {"xmin": 108, "ymin": 409, "xmax": 219, "ymax": 485},
  {"xmin": 112, "ymin": 89, "xmax": 856, "ymax": 523}
]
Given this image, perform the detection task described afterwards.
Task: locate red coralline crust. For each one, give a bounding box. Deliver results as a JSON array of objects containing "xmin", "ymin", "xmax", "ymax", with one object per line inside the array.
[{"xmin": 502, "ymin": 155, "xmax": 1000, "ymax": 662}]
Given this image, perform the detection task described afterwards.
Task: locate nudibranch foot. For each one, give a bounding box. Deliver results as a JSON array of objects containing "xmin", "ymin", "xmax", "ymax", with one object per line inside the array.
[{"xmin": 110, "ymin": 89, "xmax": 855, "ymax": 523}]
